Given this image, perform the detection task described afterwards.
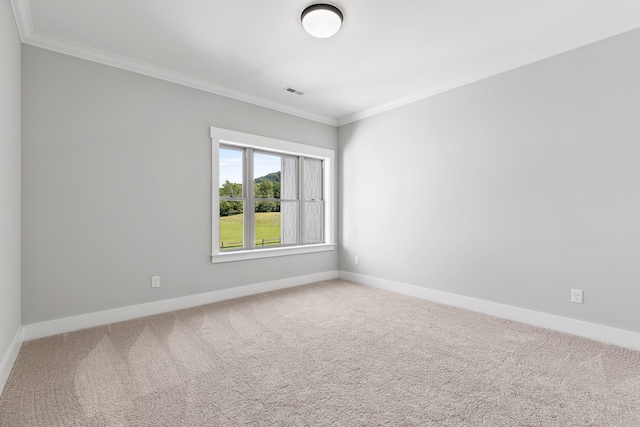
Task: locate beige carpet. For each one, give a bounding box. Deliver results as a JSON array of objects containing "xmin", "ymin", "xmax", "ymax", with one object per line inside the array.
[{"xmin": 1, "ymin": 280, "xmax": 640, "ymax": 426}]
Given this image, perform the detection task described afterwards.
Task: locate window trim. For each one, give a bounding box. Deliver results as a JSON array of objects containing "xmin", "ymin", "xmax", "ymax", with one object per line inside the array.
[{"xmin": 211, "ymin": 127, "xmax": 336, "ymax": 263}]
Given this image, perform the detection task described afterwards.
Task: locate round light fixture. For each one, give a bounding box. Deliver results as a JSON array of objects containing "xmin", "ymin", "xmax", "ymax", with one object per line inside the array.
[{"xmin": 301, "ymin": 4, "xmax": 343, "ymax": 38}]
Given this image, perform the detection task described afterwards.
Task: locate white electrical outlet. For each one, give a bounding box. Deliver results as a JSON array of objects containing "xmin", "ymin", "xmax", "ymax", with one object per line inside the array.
[
  {"xmin": 571, "ymin": 288, "xmax": 583, "ymax": 304},
  {"xmin": 151, "ymin": 276, "xmax": 160, "ymax": 288},
  {"xmin": 355, "ymin": 256, "xmax": 359, "ymax": 265}
]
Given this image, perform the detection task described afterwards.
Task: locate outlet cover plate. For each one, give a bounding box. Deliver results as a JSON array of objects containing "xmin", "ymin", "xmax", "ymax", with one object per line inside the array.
[{"xmin": 571, "ymin": 288, "xmax": 583, "ymax": 304}]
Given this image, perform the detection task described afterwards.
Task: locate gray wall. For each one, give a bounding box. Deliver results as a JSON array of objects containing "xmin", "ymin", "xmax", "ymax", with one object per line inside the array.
[
  {"xmin": 339, "ymin": 29, "xmax": 640, "ymax": 333},
  {"xmin": 22, "ymin": 46, "xmax": 337, "ymax": 325},
  {"xmin": 0, "ymin": 2, "xmax": 22, "ymax": 360}
]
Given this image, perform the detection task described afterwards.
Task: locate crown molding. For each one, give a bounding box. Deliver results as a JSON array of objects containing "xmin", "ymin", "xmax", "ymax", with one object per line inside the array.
[
  {"xmin": 10, "ymin": 0, "xmax": 640, "ymax": 128},
  {"xmin": 337, "ymin": 13, "xmax": 640, "ymax": 126},
  {"xmin": 9, "ymin": 0, "xmax": 32, "ymax": 41},
  {"xmin": 9, "ymin": 0, "xmax": 338, "ymax": 126},
  {"xmin": 22, "ymin": 31, "xmax": 338, "ymax": 126}
]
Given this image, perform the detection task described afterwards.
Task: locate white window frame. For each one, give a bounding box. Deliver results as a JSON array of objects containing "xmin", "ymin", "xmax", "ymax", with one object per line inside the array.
[{"xmin": 211, "ymin": 126, "xmax": 336, "ymax": 263}]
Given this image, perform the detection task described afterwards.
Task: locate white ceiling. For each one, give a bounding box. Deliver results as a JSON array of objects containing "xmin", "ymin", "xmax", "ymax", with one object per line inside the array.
[{"xmin": 10, "ymin": 0, "xmax": 640, "ymax": 126}]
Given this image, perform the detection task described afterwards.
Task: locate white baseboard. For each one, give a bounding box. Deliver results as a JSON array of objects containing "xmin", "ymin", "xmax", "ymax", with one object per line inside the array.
[
  {"xmin": 23, "ymin": 270, "xmax": 339, "ymax": 341},
  {"xmin": 0, "ymin": 327, "xmax": 23, "ymax": 395},
  {"xmin": 339, "ymin": 271, "xmax": 640, "ymax": 352}
]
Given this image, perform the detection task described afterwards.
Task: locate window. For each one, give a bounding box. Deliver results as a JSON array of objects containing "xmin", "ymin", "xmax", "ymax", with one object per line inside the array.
[{"xmin": 211, "ymin": 127, "xmax": 335, "ymax": 263}]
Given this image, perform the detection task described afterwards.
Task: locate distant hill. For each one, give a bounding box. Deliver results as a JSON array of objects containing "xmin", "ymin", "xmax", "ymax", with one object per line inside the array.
[{"xmin": 255, "ymin": 171, "xmax": 280, "ymax": 184}]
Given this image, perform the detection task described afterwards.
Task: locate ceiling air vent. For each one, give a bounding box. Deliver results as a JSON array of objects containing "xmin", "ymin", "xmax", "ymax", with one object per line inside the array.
[{"xmin": 284, "ymin": 86, "xmax": 304, "ymax": 96}]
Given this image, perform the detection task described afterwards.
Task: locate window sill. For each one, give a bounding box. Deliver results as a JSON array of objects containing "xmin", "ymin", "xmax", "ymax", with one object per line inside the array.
[{"xmin": 211, "ymin": 243, "xmax": 336, "ymax": 264}]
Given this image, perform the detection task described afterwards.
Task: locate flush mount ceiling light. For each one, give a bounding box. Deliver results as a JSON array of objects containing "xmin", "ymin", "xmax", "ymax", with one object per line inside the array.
[{"xmin": 301, "ymin": 4, "xmax": 343, "ymax": 38}]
